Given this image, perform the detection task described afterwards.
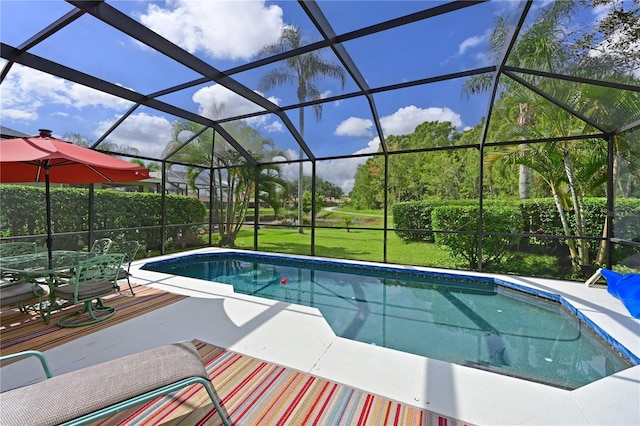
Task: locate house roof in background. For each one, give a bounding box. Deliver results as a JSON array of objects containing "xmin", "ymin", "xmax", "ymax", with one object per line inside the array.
[{"xmin": 1, "ymin": 126, "xmax": 30, "ymax": 139}]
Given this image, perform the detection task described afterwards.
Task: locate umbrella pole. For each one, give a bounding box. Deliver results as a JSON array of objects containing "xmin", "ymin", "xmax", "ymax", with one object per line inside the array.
[{"xmin": 45, "ymin": 169, "xmax": 53, "ymax": 270}]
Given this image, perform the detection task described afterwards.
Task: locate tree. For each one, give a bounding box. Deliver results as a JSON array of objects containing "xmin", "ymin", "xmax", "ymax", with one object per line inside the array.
[
  {"xmin": 463, "ymin": 1, "xmax": 578, "ymax": 200},
  {"xmin": 485, "ymin": 104, "xmax": 602, "ymax": 272},
  {"xmin": 573, "ymin": 0, "xmax": 640, "ymax": 77},
  {"xmin": 295, "ymin": 176, "xmax": 344, "ymax": 200},
  {"xmin": 131, "ymin": 159, "xmax": 160, "ymax": 172},
  {"xmin": 465, "ymin": 0, "xmax": 640, "ymax": 273},
  {"xmin": 349, "ymin": 121, "xmax": 486, "ymax": 206},
  {"xmin": 63, "ymin": 132, "xmax": 140, "ymax": 156},
  {"xmin": 258, "ymin": 26, "xmax": 346, "ymax": 233},
  {"xmin": 302, "ymin": 190, "xmax": 324, "ymax": 214},
  {"xmin": 385, "ymin": 121, "xmax": 482, "ymax": 203},
  {"xmin": 486, "ymin": 77, "xmax": 640, "ymax": 271},
  {"xmin": 164, "ymin": 120, "xmax": 289, "ymax": 247},
  {"xmin": 349, "ymin": 157, "xmax": 384, "ymax": 209}
]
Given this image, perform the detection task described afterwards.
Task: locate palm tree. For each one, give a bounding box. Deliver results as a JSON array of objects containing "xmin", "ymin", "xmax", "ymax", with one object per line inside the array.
[
  {"xmin": 486, "ymin": 73, "xmax": 640, "ymax": 272},
  {"xmin": 63, "ymin": 132, "xmax": 140, "ymax": 156},
  {"xmin": 165, "ymin": 120, "xmax": 289, "ymax": 247},
  {"xmin": 131, "ymin": 159, "xmax": 160, "ymax": 172},
  {"xmin": 463, "ymin": 2, "xmax": 577, "ymax": 199},
  {"xmin": 258, "ymin": 26, "xmax": 346, "ymax": 233},
  {"xmin": 485, "ymin": 93, "xmax": 602, "ymax": 272}
]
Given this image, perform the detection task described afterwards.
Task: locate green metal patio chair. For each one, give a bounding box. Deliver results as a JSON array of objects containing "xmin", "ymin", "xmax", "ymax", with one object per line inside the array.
[
  {"xmin": 0, "ymin": 242, "xmax": 38, "ymax": 283},
  {"xmin": 51, "ymin": 253, "xmax": 125, "ymax": 327},
  {"xmin": 0, "ymin": 281, "xmax": 46, "ymax": 313},
  {"xmin": 0, "ymin": 242, "xmax": 37, "ymax": 257},
  {"xmin": 109, "ymin": 240, "xmax": 140, "ymax": 295},
  {"xmin": 89, "ymin": 238, "xmax": 113, "ymax": 255}
]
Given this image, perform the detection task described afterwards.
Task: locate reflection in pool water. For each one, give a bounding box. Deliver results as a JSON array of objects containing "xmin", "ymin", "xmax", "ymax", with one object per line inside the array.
[{"xmin": 143, "ymin": 252, "xmax": 635, "ymax": 389}]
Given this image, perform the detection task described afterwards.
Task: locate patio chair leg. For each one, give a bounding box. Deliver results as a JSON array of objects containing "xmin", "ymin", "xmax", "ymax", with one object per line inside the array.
[
  {"xmin": 57, "ymin": 298, "xmax": 116, "ymax": 328},
  {"xmin": 39, "ymin": 296, "xmax": 60, "ymax": 325},
  {"xmin": 127, "ymin": 275, "xmax": 135, "ymax": 296}
]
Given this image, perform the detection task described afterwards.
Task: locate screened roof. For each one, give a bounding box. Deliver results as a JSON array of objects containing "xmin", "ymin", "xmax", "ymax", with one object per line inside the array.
[{"xmin": 1, "ymin": 0, "xmax": 639, "ymax": 191}]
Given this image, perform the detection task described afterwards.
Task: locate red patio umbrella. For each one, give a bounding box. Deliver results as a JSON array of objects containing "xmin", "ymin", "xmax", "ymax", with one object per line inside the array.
[{"xmin": 0, "ymin": 129, "xmax": 150, "ymax": 268}]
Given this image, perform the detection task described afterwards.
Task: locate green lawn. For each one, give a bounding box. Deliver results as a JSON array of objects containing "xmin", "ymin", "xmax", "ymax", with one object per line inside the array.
[
  {"xmin": 207, "ymin": 207, "xmax": 563, "ymax": 278},
  {"xmin": 233, "ymin": 225, "xmax": 456, "ymax": 268}
]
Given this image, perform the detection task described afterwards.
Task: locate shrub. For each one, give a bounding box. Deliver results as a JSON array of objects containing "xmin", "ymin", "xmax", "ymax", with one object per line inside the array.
[
  {"xmin": 432, "ymin": 205, "xmax": 522, "ymax": 270},
  {"xmin": 393, "ymin": 199, "xmax": 476, "ymax": 242},
  {"xmin": 0, "ymin": 185, "xmax": 206, "ymax": 250}
]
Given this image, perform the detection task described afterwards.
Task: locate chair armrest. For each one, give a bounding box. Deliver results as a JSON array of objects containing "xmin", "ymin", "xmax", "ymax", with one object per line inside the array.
[{"xmin": 0, "ymin": 350, "xmax": 53, "ymax": 379}]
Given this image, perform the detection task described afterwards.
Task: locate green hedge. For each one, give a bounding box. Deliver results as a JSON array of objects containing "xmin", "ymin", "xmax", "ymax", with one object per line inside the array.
[
  {"xmin": 395, "ymin": 197, "xmax": 640, "ymax": 266},
  {"xmin": 432, "ymin": 205, "xmax": 522, "ymax": 269},
  {"xmin": 0, "ymin": 185, "xmax": 206, "ymax": 250},
  {"xmin": 392, "ymin": 199, "xmax": 477, "ymax": 242}
]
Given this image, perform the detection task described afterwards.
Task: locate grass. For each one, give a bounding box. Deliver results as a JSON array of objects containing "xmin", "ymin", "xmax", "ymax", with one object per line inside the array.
[
  {"xmin": 200, "ymin": 206, "xmax": 564, "ymax": 278},
  {"xmin": 231, "ymin": 226, "xmax": 564, "ymax": 277},
  {"xmin": 232, "ymin": 226, "xmax": 456, "ymax": 268}
]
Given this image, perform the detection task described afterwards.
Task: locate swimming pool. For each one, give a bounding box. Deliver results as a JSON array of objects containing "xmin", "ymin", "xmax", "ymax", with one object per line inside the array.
[{"xmin": 143, "ymin": 252, "xmax": 637, "ymax": 389}]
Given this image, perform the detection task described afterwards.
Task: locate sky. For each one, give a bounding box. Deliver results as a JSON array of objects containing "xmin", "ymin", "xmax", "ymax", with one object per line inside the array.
[{"xmin": 0, "ymin": 0, "xmax": 607, "ymax": 193}]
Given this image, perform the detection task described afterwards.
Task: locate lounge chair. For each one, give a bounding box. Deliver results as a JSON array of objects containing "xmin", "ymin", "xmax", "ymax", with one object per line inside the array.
[
  {"xmin": 50, "ymin": 253, "xmax": 124, "ymax": 327},
  {"xmin": 0, "ymin": 341, "xmax": 230, "ymax": 426}
]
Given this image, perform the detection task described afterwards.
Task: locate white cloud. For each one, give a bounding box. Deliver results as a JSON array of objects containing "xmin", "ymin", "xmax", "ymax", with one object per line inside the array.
[
  {"xmin": 355, "ymin": 137, "xmax": 382, "ymax": 155},
  {"xmin": 1, "ymin": 108, "xmax": 38, "ymax": 121},
  {"xmin": 277, "ymin": 155, "xmax": 365, "ymax": 195},
  {"xmin": 473, "ymin": 50, "xmax": 495, "ymax": 67},
  {"xmin": 95, "ymin": 112, "xmax": 172, "ymax": 158},
  {"xmin": 193, "ymin": 84, "xmax": 262, "ymax": 119},
  {"xmin": 139, "ymin": 0, "xmax": 284, "ymax": 60},
  {"xmin": 192, "ymin": 83, "xmax": 282, "ymax": 128},
  {"xmin": 316, "ymin": 157, "xmax": 366, "ymax": 194},
  {"xmin": 459, "ymin": 32, "xmax": 488, "ymax": 55},
  {"xmin": 264, "ymin": 121, "xmax": 284, "ymax": 133},
  {"xmin": 323, "ymin": 103, "xmax": 463, "ymax": 192},
  {"xmin": 336, "ymin": 105, "xmax": 462, "ymax": 143},
  {"xmin": 335, "ymin": 117, "xmax": 373, "ymax": 137},
  {"xmin": 592, "ymin": 4, "xmax": 612, "ymax": 23},
  {"xmin": 587, "ymin": 26, "xmax": 640, "ymax": 78},
  {"xmin": 287, "ymin": 136, "xmax": 380, "ymax": 194},
  {"xmin": 279, "ymin": 103, "xmax": 464, "ymax": 193},
  {"xmin": 381, "ymin": 105, "xmax": 462, "ymax": 136},
  {"xmin": 0, "ymin": 63, "xmax": 131, "ymax": 123},
  {"xmin": 278, "ymin": 149, "xmax": 303, "ymax": 182}
]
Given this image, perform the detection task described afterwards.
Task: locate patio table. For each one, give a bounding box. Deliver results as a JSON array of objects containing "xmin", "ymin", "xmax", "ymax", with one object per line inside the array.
[{"xmin": 0, "ymin": 250, "xmax": 98, "ymax": 322}]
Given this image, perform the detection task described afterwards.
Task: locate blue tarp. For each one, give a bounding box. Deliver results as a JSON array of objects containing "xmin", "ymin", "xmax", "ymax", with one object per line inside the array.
[{"xmin": 600, "ymin": 269, "xmax": 640, "ymax": 319}]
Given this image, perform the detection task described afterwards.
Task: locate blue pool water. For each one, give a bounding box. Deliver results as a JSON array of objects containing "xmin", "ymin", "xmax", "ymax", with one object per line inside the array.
[{"xmin": 143, "ymin": 252, "xmax": 636, "ymax": 389}]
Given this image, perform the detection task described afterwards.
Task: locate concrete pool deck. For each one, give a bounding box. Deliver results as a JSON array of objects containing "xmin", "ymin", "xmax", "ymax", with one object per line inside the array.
[{"xmin": 2, "ymin": 247, "xmax": 639, "ymax": 425}]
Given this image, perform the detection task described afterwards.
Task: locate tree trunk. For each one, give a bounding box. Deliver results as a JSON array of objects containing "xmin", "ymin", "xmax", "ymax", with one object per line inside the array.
[
  {"xmin": 595, "ymin": 219, "xmax": 608, "ymax": 266},
  {"xmin": 519, "ymin": 162, "xmax": 530, "ymax": 199},
  {"xmin": 595, "ymin": 143, "xmax": 621, "ymax": 265},
  {"xmin": 550, "ymin": 183, "xmax": 580, "ymax": 272},
  {"xmin": 562, "ymin": 146, "xmax": 589, "ymax": 267},
  {"xmin": 297, "ymin": 107, "xmax": 305, "ymax": 234},
  {"xmin": 518, "ymin": 103, "xmax": 533, "ymax": 200},
  {"xmin": 298, "ymin": 151, "xmax": 304, "ymax": 233}
]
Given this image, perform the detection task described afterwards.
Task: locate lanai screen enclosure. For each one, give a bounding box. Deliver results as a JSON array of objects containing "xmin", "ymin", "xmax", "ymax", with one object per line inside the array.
[{"xmin": 1, "ymin": 0, "xmax": 638, "ymax": 280}]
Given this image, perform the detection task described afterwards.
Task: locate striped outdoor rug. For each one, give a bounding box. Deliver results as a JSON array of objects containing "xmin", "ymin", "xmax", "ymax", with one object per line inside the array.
[
  {"xmin": 0, "ymin": 285, "xmax": 187, "ymax": 356},
  {"xmin": 95, "ymin": 339, "xmax": 472, "ymax": 426}
]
